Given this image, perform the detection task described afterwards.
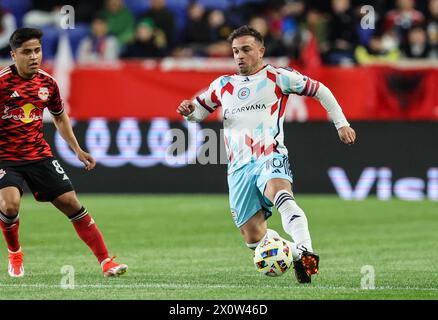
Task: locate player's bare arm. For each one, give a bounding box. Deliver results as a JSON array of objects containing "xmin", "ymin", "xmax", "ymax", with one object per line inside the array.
[{"xmin": 52, "ymin": 112, "xmax": 96, "ymax": 171}]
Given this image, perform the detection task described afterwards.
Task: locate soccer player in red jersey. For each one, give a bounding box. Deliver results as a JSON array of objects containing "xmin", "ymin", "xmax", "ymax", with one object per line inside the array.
[{"xmin": 0, "ymin": 28, "xmax": 128, "ymax": 277}]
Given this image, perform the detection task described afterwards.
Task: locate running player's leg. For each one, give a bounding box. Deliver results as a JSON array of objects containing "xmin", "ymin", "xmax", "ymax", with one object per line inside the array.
[
  {"xmin": 26, "ymin": 158, "xmax": 127, "ymax": 277},
  {"xmin": 0, "ymin": 187, "xmax": 21, "ymax": 252},
  {"xmin": 264, "ymin": 179, "xmax": 313, "ymax": 253},
  {"xmin": 256, "ymin": 154, "xmax": 318, "ymax": 283},
  {"xmin": 0, "ymin": 169, "xmax": 25, "ymax": 277},
  {"xmin": 51, "ymin": 191, "xmax": 128, "ymax": 277},
  {"xmin": 264, "ymin": 178, "xmax": 319, "ymax": 282},
  {"xmin": 240, "ymin": 210, "xmax": 267, "ymax": 248},
  {"xmin": 228, "ymin": 165, "xmax": 291, "ymax": 255}
]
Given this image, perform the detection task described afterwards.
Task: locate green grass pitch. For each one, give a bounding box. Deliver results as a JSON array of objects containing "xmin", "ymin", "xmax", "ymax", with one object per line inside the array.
[{"xmin": 0, "ymin": 194, "xmax": 437, "ymax": 300}]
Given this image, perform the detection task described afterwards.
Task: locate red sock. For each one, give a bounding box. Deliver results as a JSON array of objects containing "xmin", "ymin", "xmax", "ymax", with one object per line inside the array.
[
  {"xmin": 0, "ymin": 213, "xmax": 21, "ymax": 252},
  {"xmin": 70, "ymin": 208, "xmax": 109, "ymax": 264}
]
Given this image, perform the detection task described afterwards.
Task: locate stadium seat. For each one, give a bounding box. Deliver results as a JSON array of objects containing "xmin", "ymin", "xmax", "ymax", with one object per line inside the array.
[
  {"xmin": 165, "ymin": 0, "xmax": 190, "ymax": 10},
  {"xmin": 198, "ymin": 0, "xmax": 232, "ymax": 10},
  {"xmin": 0, "ymin": 0, "xmax": 32, "ymax": 27},
  {"xmin": 357, "ymin": 25, "xmax": 374, "ymax": 46},
  {"xmin": 124, "ymin": 0, "xmax": 149, "ymax": 18},
  {"xmin": 65, "ymin": 23, "xmax": 90, "ymax": 58},
  {"xmin": 167, "ymin": 4, "xmax": 188, "ymax": 44},
  {"xmin": 234, "ymin": 0, "xmax": 265, "ymax": 6},
  {"xmin": 41, "ymin": 26, "xmax": 59, "ymax": 60}
]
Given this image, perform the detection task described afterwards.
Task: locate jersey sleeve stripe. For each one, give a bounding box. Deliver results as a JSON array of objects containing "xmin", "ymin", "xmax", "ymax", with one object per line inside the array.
[
  {"xmin": 49, "ymin": 108, "xmax": 64, "ymax": 116},
  {"xmin": 196, "ymin": 96, "xmax": 214, "ymax": 113},
  {"xmin": 0, "ymin": 67, "xmax": 11, "ymax": 75},
  {"xmin": 38, "ymin": 69, "xmax": 57, "ymax": 82},
  {"xmin": 306, "ymin": 80, "xmax": 314, "ymax": 96},
  {"xmin": 313, "ymin": 82, "xmax": 320, "ymax": 96},
  {"xmin": 302, "ymin": 79, "xmax": 320, "ymax": 97},
  {"xmin": 0, "ymin": 71, "xmax": 11, "ymax": 78}
]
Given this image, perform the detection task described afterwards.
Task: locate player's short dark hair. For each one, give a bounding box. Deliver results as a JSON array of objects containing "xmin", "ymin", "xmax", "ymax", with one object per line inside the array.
[
  {"xmin": 227, "ymin": 25, "xmax": 264, "ymax": 45},
  {"xmin": 9, "ymin": 28, "xmax": 43, "ymax": 50}
]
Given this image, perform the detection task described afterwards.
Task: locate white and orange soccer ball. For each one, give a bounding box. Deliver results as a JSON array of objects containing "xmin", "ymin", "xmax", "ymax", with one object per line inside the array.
[{"xmin": 253, "ymin": 237, "xmax": 293, "ymax": 277}]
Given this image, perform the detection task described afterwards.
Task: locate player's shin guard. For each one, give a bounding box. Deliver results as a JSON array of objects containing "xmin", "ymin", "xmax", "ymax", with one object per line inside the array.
[
  {"xmin": 0, "ymin": 210, "xmax": 21, "ymax": 252},
  {"xmin": 69, "ymin": 207, "xmax": 109, "ymax": 264},
  {"xmin": 274, "ymin": 190, "xmax": 313, "ymax": 254}
]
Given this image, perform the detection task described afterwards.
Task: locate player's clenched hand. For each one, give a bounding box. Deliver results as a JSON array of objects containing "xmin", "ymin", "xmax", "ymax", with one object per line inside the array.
[
  {"xmin": 177, "ymin": 100, "xmax": 195, "ymax": 116},
  {"xmin": 338, "ymin": 126, "xmax": 356, "ymax": 145},
  {"xmin": 76, "ymin": 149, "xmax": 96, "ymax": 171}
]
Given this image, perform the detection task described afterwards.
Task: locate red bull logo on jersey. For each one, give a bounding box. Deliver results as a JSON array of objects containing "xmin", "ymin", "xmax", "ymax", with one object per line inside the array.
[
  {"xmin": 38, "ymin": 87, "xmax": 49, "ymax": 101},
  {"xmin": 1, "ymin": 103, "xmax": 43, "ymax": 124}
]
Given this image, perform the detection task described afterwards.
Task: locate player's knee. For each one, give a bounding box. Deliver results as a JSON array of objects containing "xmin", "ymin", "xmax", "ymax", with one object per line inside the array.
[
  {"xmin": 0, "ymin": 200, "xmax": 20, "ymax": 216},
  {"xmin": 265, "ymin": 179, "xmax": 292, "ymax": 202}
]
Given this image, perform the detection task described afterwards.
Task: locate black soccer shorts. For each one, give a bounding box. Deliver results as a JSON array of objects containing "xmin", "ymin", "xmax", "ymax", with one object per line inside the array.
[{"xmin": 0, "ymin": 157, "xmax": 75, "ymax": 202}]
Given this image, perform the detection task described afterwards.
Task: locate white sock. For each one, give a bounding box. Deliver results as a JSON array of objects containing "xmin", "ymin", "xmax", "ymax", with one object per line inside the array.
[
  {"xmin": 274, "ymin": 190, "xmax": 313, "ymax": 254},
  {"xmin": 246, "ymin": 229, "xmax": 280, "ymax": 250},
  {"xmin": 246, "ymin": 228, "xmax": 299, "ymax": 261}
]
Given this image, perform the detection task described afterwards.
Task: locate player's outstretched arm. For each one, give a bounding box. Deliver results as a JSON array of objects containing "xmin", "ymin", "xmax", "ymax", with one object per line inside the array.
[
  {"xmin": 176, "ymin": 100, "xmax": 195, "ymax": 116},
  {"xmin": 337, "ymin": 125, "xmax": 356, "ymax": 145},
  {"xmin": 52, "ymin": 112, "xmax": 96, "ymax": 171},
  {"xmin": 313, "ymin": 83, "xmax": 356, "ymax": 145},
  {"xmin": 176, "ymin": 99, "xmax": 210, "ymax": 123}
]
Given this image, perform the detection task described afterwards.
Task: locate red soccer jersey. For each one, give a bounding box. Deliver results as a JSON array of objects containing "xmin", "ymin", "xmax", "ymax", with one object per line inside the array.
[{"xmin": 0, "ymin": 65, "xmax": 64, "ymax": 162}]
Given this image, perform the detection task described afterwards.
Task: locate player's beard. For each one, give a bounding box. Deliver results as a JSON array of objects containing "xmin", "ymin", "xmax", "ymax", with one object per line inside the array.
[{"xmin": 237, "ymin": 63, "xmax": 250, "ymax": 76}]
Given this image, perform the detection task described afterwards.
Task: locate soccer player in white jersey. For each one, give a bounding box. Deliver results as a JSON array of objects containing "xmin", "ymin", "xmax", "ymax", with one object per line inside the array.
[{"xmin": 177, "ymin": 26, "xmax": 356, "ymax": 283}]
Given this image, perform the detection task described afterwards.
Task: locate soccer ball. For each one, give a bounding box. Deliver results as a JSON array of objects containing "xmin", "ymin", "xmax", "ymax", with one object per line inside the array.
[{"xmin": 253, "ymin": 237, "xmax": 293, "ymax": 277}]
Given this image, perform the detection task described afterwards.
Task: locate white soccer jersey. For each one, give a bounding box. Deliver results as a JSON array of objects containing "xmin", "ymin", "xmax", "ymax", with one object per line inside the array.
[{"xmin": 188, "ymin": 64, "xmax": 349, "ymax": 173}]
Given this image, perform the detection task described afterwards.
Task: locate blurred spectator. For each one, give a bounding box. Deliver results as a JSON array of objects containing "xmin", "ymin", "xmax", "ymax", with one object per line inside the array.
[
  {"xmin": 384, "ymin": 0, "xmax": 425, "ymax": 47},
  {"xmin": 324, "ymin": 0, "xmax": 359, "ymax": 65},
  {"xmin": 249, "ymin": 16, "xmax": 288, "ymax": 57},
  {"xmin": 77, "ymin": 17, "xmax": 119, "ymax": 63},
  {"xmin": 183, "ymin": 2, "xmax": 210, "ymax": 46},
  {"xmin": 98, "ymin": 0, "xmax": 135, "ymax": 46},
  {"xmin": 0, "ymin": 10, "xmax": 17, "ymax": 58},
  {"xmin": 296, "ymin": 9, "xmax": 328, "ymax": 68},
  {"xmin": 207, "ymin": 10, "xmax": 232, "ymax": 43},
  {"xmin": 140, "ymin": 0, "xmax": 175, "ymax": 49},
  {"xmin": 179, "ymin": 3, "xmax": 232, "ymax": 57},
  {"xmin": 426, "ymin": 0, "xmax": 438, "ymax": 58},
  {"xmin": 281, "ymin": 0, "xmax": 305, "ymax": 50},
  {"xmin": 203, "ymin": 10, "xmax": 233, "ymax": 57},
  {"xmin": 121, "ymin": 18, "xmax": 166, "ymax": 58},
  {"xmin": 402, "ymin": 26, "xmax": 432, "ymax": 58},
  {"xmin": 303, "ymin": 9, "xmax": 329, "ymax": 47},
  {"xmin": 355, "ymin": 33, "xmax": 400, "ymax": 64}
]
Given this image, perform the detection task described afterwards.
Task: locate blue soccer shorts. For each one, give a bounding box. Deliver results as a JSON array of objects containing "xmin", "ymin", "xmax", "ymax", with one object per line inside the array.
[{"xmin": 227, "ymin": 153, "xmax": 293, "ymax": 228}]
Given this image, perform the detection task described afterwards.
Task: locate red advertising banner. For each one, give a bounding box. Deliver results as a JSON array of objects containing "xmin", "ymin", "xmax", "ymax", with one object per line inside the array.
[{"xmin": 67, "ymin": 62, "xmax": 438, "ymax": 121}]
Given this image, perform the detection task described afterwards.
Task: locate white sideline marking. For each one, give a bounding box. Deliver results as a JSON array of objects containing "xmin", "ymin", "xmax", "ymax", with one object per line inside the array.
[{"xmin": 0, "ymin": 283, "xmax": 437, "ymax": 291}]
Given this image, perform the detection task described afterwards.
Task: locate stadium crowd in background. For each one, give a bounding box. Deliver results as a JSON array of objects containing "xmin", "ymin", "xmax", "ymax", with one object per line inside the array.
[{"xmin": 0, "ymin": 0, "xmax": 437, "ymax": 64}]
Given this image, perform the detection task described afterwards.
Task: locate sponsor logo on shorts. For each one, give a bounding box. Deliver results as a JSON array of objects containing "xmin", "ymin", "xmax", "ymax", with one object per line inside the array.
[{"xmin": 0, "ymin": 169, "xmax": 5, "ymax": 179}]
